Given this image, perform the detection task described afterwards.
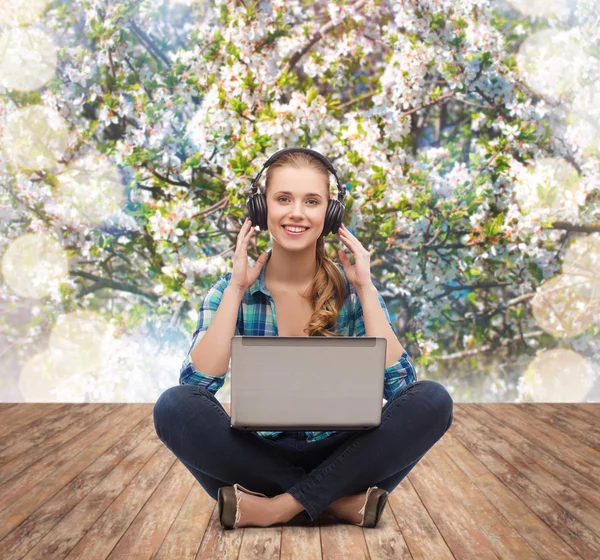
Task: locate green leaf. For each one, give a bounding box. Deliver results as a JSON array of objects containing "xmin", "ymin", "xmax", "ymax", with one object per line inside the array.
[
  {"xmin": 430, "ymin": 85, "xmax": 443, "ymax": 101},
  {"xmin": 430, "ymin": 12, "xmax": 446, "ymax": 30}
]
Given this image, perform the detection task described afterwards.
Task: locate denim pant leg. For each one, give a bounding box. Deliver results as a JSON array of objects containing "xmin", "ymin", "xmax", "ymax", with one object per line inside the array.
[
  {"xmin": 284, "ymin": 379, "xmax": 454, "ymax": 521},
  {"xmin": 153, "ymin": 384, "xmax": 309, "ymax": 501}
]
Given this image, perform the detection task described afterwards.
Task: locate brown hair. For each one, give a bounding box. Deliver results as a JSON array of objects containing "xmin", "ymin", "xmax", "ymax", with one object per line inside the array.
[{"xmin": 264, "ymin": 151, "xmax": 347, "ymax": 337}]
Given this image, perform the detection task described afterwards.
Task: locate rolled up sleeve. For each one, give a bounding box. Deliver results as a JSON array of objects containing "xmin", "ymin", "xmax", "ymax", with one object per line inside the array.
[
  {"xmin": 383, "ymin": 350, "xmax": 418, "ymax": 401},
  {"xmin": 179, "ymin": 273, "xmax": 241, "ymax": 396}
]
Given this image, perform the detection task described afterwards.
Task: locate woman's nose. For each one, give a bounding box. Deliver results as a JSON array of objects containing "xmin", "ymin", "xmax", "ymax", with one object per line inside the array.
[{"xmin": 289, "ymin": 205, "xmax": 307, "ymax": 216}]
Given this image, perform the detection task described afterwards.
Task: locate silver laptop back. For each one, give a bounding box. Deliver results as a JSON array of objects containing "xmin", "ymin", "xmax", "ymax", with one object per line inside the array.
[{"xmin": 230, "ymin": 336, "xmax": 387, "ymax": 431}]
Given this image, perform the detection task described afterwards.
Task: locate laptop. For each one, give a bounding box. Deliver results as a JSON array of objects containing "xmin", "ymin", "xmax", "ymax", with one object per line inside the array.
[{"xmin": 229, "ymin": 336, "xmax": 387, "ymax": 431}]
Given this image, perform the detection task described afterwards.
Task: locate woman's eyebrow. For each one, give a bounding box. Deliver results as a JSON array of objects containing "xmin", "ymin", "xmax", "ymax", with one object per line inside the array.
[{"xmin": 274, "ymin": 191, "xmax": 323, "ymax": 199}]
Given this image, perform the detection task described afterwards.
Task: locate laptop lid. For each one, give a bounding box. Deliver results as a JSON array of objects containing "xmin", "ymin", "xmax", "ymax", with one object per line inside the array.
[{"xmin": 230, "ymin": 336, "xmax": 387, "ymax": 431}]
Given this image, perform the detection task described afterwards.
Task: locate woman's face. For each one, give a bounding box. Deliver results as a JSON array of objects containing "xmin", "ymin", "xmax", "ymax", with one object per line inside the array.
[{"xmin": 266, "ymin": 166, "xmax": 329, "ymax": 247}]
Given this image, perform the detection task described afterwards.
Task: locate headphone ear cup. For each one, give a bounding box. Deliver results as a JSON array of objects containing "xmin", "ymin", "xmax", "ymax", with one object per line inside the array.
[
  {"xmin": 247, "ymin": 193, "xmax": 258, "ymax": 228},
  {"xmin": 255, "ymin": 193, "xmax": 268, "ymax": 230},
  {"xmin": 322, "ymin": 198, "xmax": 344, "ymax": 237},
  {"xmin": 332, "ymin": 199, "xmax": 344, "ymax": 234},
  {"xmin": 248, "ymin": 192, "xmax": 265, "ymax": 231}
]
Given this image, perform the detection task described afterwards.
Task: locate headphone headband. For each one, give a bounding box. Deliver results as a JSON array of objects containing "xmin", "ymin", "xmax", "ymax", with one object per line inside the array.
[{"xmin": 250, "ymin": 147, "xmax": 346, "ymax": 203}]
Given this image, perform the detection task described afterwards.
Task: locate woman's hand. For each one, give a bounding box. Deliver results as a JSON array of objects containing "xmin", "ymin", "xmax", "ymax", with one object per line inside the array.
[
  {"xmin": 337, "ymin": 224, "xmax": 374, "ymax": 290},
  {"xmin": 230, "ymin": 218, "xmax": 270, "ymax": 292}
]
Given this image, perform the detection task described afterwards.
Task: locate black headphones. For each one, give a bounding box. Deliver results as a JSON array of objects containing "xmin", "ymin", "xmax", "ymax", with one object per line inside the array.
[{"xmin": 247, "ymin": 147, "xmax": 347, "ymax": 237}]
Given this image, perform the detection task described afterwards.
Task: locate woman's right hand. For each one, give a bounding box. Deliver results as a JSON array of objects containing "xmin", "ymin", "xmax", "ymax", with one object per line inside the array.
[{"xmin": 230, "ymin": 217, "xmax": 269, "ymax": 292}]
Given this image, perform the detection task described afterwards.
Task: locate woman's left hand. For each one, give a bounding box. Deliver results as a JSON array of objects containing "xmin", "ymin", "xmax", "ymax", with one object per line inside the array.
[{"xmin": 337, "ymin": 224, "xmax": 374, "ymax": 290}]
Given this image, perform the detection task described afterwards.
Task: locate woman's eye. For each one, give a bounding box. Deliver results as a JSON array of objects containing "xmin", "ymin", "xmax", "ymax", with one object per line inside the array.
[{"xmin": 277, "ymin": 197, "xmax": 318, "ymax": 204}]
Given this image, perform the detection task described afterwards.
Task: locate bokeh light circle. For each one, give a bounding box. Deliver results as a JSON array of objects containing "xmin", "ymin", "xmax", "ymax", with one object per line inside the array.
[
  {"xmin": 19, "ymin": 349, "xmax": 63, "ymax": 402},
  {"xmin": 1, "ymin": 233, "xmax": 69, "ymax": 299},
  {"xmin": 0, "ymin": 26, "xmax": 57, "ymax": 91},
  {"xmin": 516, "ymin": 28, "xmax": 590, "ymax": 98},
  {"xmin": 506, "ymin": 0, "xmax": 570, "ymax": 18},
  {"xmin": 568, "ymin": 84, "xmax": 600, "ymax": 157},
  {"xmin": 56, "ymin": 153, "xmax": 125, "ymax": 225},
  {"xmin": 0, "ymin": 0, "xmax": 51, "ymax": 26},
  {"xmin": 49, "ymin": 310, "xmax": 112, "ymax": 375},
  {"xmin": 519, "ymin": 348, "xmax": 594, "ymax": 402},
  {"xmin": 1, "ymin": 104, "xmax": 70, "ymax": 170},
  {"xmin": 514, "ymin": 157, "xmax": 581, "ymax": 220},
  {"xmin": 531, "ymin": 274, "xmax": 598, "ymax": 339}
]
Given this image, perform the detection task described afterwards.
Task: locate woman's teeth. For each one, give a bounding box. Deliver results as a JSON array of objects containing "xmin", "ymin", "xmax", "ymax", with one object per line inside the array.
[{"xmin": 283, "ymin": 226, "xmax": 308, "ymax": 235}]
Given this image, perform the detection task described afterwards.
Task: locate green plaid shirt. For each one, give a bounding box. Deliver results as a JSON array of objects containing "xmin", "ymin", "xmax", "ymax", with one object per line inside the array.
[{"xmin": 180, "ymin": 249, "xmax": 417, "ymax": 443}]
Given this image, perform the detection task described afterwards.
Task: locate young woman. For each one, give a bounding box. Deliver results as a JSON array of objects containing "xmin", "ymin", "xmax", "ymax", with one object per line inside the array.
[{"xmin": 154, "ymin": 150, "xmax": 454, "ymax": 529}]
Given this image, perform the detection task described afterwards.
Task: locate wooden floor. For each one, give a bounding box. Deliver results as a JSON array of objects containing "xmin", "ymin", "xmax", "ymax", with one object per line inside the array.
[{"xmin": 0, "ymin": 401, "xmax": 598, "ymax": 559}]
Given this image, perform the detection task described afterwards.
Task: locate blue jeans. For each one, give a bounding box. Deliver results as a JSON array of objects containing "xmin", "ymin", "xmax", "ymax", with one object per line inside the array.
[{"xmin": 153, "ymin": 379, "xmax": 453, "ymax": 521}]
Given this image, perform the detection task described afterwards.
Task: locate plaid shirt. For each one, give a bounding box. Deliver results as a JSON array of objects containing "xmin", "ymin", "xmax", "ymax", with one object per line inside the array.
[{"xmin": 180, "ymin": 249, "xmax": 417, "ymax": 443}]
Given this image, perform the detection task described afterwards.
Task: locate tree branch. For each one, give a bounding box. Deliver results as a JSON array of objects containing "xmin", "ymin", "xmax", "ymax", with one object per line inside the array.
[
  {"xmin": 191, "ymin": 196, "xmax": 229, "ymax": 219},
  {"xmin": 71, "ymin": 270, "xmax": 159, "ymax": 301},
  {"xmin": 144, "ymin": 164, "xmax": 190, "ymax": 187},
  {"xmin": 338, "ymin": 88, "xmax": 379, "ymax": 110},
  {"xmin": 544, "ymin": 221, "xmax": 600, "ymax": 233},
  {"xmin": 401, "ymin": 91, "xmax": 456, "ymax": 118},
  {"xmin": 284, "ymin": 0, "xmax": 369, "ymax": 73},
  {"xmin": 437, "ymin": 330, "xmax": 545, "ymax": 361},
  {"xmin": 126, "ymin": 18, "xmax": 172, "ymax": 69}
]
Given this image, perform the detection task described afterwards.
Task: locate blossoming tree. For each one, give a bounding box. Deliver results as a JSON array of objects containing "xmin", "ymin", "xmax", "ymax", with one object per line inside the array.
[{"xmin": 0, "ymin": 0, "xmax": 598, "ymax": 403}]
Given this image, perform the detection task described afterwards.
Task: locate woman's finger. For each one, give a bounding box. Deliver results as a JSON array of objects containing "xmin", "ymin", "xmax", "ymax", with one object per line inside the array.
[
  {"xmin": 339, "ymin": 231, "xmax": 357, "ymax": 254},
  {"xmin": 237, "ymin": 221, "xmax": 252, "ymax": 251}
]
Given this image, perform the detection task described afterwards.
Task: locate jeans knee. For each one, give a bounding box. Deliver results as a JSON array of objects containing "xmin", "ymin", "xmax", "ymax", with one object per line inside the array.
[
  {"xmin": 153, "ymin": 386, "xmax": 182, "ymax": 440},
  {"xmin": 423, "ymin": 380, "xmax": 454, "ymax": 431}
]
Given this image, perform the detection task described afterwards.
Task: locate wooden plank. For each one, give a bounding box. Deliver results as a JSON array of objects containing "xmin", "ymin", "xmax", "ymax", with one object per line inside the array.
[
  {"xmin": 107, "ymin": 459, "xmax": 197, "ymax": 558},
  {"xmin": 0, "ymin": 406, "xmax": 153, "ymax": 557},
  {"xmin": 154, "ymin": 484, "xmax": 217, "ymax": 559},
  {"xmin": 452, "ymin": 405, "xmax": 590, "ymax": 558},
  {"xmin": 17, "ymin": 412, "xmax": 160, "ymax": 559},
  {"xmin": 195, "ymin": 503, "xmax": 245, "ymax": 558},
  {"xmin": 0, "ymin": 403, "xmax": 69, "ymax": 438},
  {"xmin": 405, "ymin": 440, "xmax": 500, "ymax": 559},
  {"xmin": 281, "ymin": 515, "xmax": 327, "ymax": 559},
  {"xmin": 61, "ymin": 443, "xmax": 177, "ymax": 558},
  {"xmin": 320, "ymin": 516, "xmax": 371, "ymax": 560},
  {"xmin": 470, "ymin": 405, "xmax": 600, "ymax": 512},
  {"xmin": 499, "ymin": 404, "xmax": 600, "ymax": 479},
  {"xmin": 0, "ymin": 403, "xmax": 18, "ymax": 413},
  {"xmin": 518, "ymin": 403, "xmax": 600, "ymax": 453},
  {"xmin": 387, "ymin": 475, "xmax": 450, "ymax": 558},
  {"xmin": 0, "ymin": 404, "xmax": 121, "ymax": 487},
  {"xmin": 441, "ymin": 429, "xmax": 572, "ymax": 559},
  {"xmin": 425, "ymin": 440, "xmax": 541, "ymax": 558},
  {"xmin": 465, "ymin": 405, "xmax": 600, "ymax": 541},
  {"xmin": 551, "ymin": 404, "xmax": 600, "ymax": 429},
  {"xmin": 233, "ymin": 525, "xmax": 283, "ymax": 559},
  {"xmin": 2, "ymin": 402, "xmax": 595, "ymax": 559},
  {"xmin": 0, "ymin": 404, "xmax": 21, "ymax": 430},
  {"xmin": 564, "ymin": 404, "xmax": 600, "ymax": 420},
  {"xmin": 0, "ymin": 404, "xmax": 133, "ymax": 508},
  {"xmin": 0, "ymin": 403, "xmax": 108, "ymax": 460}
]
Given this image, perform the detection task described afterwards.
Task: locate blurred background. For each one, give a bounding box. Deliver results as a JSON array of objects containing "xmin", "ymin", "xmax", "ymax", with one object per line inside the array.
[{"xmin": 0, "ymin": 0, "xmax": 598, "ymax": 404}]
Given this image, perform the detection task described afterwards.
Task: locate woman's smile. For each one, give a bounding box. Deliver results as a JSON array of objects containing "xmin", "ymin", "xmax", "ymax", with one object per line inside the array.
[{"xmin": 282, "ymin": 225, "xmax": 310, "ymax": 236}]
